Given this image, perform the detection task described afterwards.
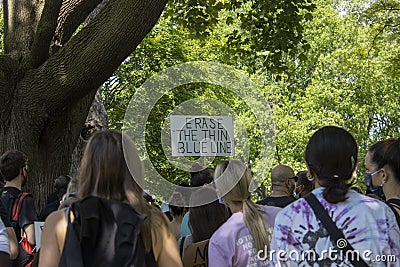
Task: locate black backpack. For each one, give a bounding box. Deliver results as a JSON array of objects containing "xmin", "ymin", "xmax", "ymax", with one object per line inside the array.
[
  {"xmin": 59, "ymin": 196, "xmax": 157, "ymax": 267},
  {"xmin": 0, "ymin": 188, "xmax": 36, "ymax": 267}
]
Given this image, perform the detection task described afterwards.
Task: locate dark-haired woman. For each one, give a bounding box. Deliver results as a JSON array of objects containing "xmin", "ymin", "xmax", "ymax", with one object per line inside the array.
[
  {"xmin": 365, "ymin": 138, "xmax": 400, "ymax": 225},
  {"xmin": 178, "ymin": 187, "xmax": 229, "ymax": 259},
  {"xmin": 271, "ymin": 126, "xmax": 400, "ymax": 266},
  {"xmin": 169, "ymin": 191, "xmax": 187, "ymax": 240},
  {"xmin": 39, "ymin": 130, "xmax": 182, "ymax": 267}
]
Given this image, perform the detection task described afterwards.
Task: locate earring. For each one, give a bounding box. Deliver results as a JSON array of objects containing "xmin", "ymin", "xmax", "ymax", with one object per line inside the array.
[{"xmin": 306, "ymin": 172, "xmax": 314, "ymax": 181}]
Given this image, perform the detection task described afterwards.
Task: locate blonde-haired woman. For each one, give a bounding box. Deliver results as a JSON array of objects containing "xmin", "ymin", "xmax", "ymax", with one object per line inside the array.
[
  {"xmin": 39, "ymin": 130, "xmax": 182, "ymax": 267},
  {"xmin": 208, "ymin": 160, "xmax": 281, "ymax": 267}
]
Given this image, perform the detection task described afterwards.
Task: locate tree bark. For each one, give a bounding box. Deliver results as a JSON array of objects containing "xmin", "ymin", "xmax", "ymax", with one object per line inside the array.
[
  {"xmin": 69, "ymin": 90, "xmax": 109, "ymax": 179},
  {"xmin": 0, "ymin": 0, "xmax": 168, "ymax": 208}
]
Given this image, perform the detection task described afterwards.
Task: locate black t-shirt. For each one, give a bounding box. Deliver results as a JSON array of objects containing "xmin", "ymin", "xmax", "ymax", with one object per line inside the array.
[
  {"xmin": 0, "ymin": 201, "xmax": 11, "ymax": 227},
  {"xmin": 39, "ymin": 200, "xmax": 60, "ymax": 221},
  {"xmin": 0, "ymin": 187, "xmax": 38, "ymax": 238},
  {"xmin": 257, "ymin": 195, "xmax": 296, "ymax": 208}
]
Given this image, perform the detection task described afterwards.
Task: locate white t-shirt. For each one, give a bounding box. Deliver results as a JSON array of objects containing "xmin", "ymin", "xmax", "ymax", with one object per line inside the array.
[
  {"xmin": 270, "ymin": 188, "xmax": 400, "ymax": 266},
  {"xmin": 0, "ymin": 218, "xmax": 10, "ymax": 255}
]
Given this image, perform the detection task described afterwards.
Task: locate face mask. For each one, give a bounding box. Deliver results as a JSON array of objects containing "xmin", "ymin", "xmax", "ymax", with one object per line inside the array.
[
  {"xmin": 364, "ymin": 170, "xmax": 383, "ymax": 198},
  {"xmin": 22, "ymin": 173, "xmax": 28, "ymax": 187},
  {"xmin": 21, "ymin": 167, "xmax": 28, "ymax": 187}
]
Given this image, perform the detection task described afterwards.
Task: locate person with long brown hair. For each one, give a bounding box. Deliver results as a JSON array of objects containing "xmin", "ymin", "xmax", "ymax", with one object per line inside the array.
[
  {"xmin": 39, "ymin": 130, "xmax": 182, "ymax": 267},
  {"xmin": 208, "ymin": 160, "xmax": 280, "ymax": 267}
]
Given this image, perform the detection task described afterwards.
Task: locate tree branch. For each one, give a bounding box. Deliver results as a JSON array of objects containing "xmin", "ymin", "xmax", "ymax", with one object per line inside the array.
[
  {"xmin": 368, "ymin": 25, "xmax": 388, "ymax": 56},
  {"xmin": 0, "ymin": 55, "xmax": 19, "ymax": 74},
  {"xmin": 52, "ymin": 0, "xmax": 104, "ymax": 53},
  {"xmin": 3, "ymin": 0, "xmax": 40, "ymax": 58},
  {"xmin": 20, "ymin": 0, "xmax": 167, "ymax": 115},
  {"xmin": 0, "ymin": 56, "xmax": 18, "ymax": 121},
  {"xmin": 30, "ymin": 0, "xmax": 63, "ymax": 68}
]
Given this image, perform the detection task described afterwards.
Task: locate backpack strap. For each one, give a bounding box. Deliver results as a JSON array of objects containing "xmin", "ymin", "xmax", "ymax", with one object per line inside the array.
[
  {"xmin": 387, "ymin": 199, "xmax": 400, "ymax": 226},
  {"xmin": 304, "ymin": 193, "xmax": 369, "ymax": 267},
  {"xmin": 387, "ymin": 198, "xmax": 400, "ymax": 208},
  {"xmin": 11, "ymin": 192, "xmax": 29, "ymax": 222},
  {"xmin": 179, "ymin": 236, "xmax": 186, "ymax": 258}
]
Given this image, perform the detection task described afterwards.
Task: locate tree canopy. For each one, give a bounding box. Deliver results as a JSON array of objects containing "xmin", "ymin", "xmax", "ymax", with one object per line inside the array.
[{"xmin": 102, "ymin": 0, "xmax": 399, "ymax": 197}]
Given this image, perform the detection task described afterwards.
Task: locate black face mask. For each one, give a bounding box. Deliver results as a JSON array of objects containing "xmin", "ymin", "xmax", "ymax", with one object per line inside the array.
[{"xmin": 364, "ymin": 171, "xmax": 384, "ymax": 198}]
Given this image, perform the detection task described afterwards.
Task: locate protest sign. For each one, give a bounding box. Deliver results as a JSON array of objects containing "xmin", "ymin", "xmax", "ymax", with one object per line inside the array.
[{"xmin": 170, "ymin": 115, "xmax": 235, "ymax": 157}]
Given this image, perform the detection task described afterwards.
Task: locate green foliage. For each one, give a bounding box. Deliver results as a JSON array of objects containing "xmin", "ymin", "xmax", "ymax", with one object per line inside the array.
[
  {"xmin": 102, "ymin": 0, "xmax": 400, "ymax": 196},
  {"xmin": 165, "ymin": 0, "xmax": 316, "ymax": 73},
  {"xmin": 262, "ymin": 0, "xmax": 400, "ymax": 190}
]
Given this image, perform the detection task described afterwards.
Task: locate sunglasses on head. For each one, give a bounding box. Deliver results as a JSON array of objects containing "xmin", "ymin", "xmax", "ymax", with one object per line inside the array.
[{"xmin": 288, "ymin": 176, "xmax": 298, "ymax": 183}]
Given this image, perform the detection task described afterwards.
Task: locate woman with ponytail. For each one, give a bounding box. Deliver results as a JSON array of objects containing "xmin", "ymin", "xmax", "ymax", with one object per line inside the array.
[
  {"xmin": 271, "ymin": 126, "xmax": 400, "ymax": 266},
  {"xmin": 208, "ymin": 160, "xmax": 280, "ymax": 267}
]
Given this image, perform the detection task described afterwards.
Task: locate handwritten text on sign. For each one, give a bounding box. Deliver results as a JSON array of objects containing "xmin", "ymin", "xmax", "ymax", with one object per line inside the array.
[{"xmin": 170, "ymin": 115, "xmax": 235, "ymax": 156}]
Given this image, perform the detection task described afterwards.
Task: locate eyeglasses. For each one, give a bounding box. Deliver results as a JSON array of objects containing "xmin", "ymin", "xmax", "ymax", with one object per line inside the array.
[{"xmin": 288, "ymin": 176, "xmax": 298, "ymax": 183}]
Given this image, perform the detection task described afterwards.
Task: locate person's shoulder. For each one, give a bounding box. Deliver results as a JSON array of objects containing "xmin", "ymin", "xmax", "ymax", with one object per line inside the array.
[
  {"xmin": 350, "ymin": 191, "xmax": 390, "ymax": 210},
  {"xmin": 257, "ymin": 195, "xmax": 295, "ymax": 208},
  {"xmin": 274, "ymin": 195, "xmax": 310, "ymax": 221},
  {"xmin": 45, "ymin": 208, "xmax": 67, "ymax": 224},
  {"xmin": 257, "ymin": 196, "xmax": 272, "ymax": 205},
  {"xmin": 211, "ymin": 212, "xmax": 241, "ymax": 240},
  {"xmin": 43, "ymin": 208, "xmax": 69, "ymax": 237},
  {"xmin": 0, "ymin": 186, "xmax": 20, "ymax": 196},
  {"xmin": 19, "ymin": 192, "xmax": 36, "ymax": 207},
  {"xmin": 258, "ymin": 204, "xmax": 281, "ymax": 215}
]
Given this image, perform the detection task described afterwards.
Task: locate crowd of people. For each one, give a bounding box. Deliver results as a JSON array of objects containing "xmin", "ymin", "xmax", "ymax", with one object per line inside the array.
[{"xmin": 0, "ymin": 126, "xmax": 398, "ymax": 266}]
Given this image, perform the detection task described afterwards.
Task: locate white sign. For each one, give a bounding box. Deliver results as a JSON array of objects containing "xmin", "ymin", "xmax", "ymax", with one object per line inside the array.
[
  {"xmin": 170, "ymin": 115, "xmax": 235, "ymax": 156},
  {"xmin": 34, "ymin": 221, "xmax": 45, "ymax": 250}
]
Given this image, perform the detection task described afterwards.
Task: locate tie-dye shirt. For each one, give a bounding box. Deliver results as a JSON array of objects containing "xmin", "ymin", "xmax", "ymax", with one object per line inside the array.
[{"xmin": 270, "ymin": 188, "xmax": 400, "ymax": 267}]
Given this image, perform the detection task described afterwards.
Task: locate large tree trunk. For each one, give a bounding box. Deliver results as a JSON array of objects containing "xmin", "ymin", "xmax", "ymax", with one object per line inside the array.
[
  {"xmin": 69, "ymin": 90, "xmax": 109, "ymax": 179},
  {"xmin": 0, "ymin": 0, "xmax": 167, "ymax": 208}
]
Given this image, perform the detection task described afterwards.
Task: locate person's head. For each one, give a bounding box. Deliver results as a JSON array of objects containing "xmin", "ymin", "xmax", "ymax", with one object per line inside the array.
[
  {"xmin": 190, "ymin": 164, "xmax": 214, "ymax": 187},
  {"xmin": 270, "ymin": 164, "xmax": 296, "ymax": 195},
  {"xmin": 54, "ymin": 175, "xmax": 72, "ymax": 200},
  {"xmin": 78, "ymin": 130, "xmax": 144, "ymax": 208},
  {"xmin": 214, "ymin": 159, "xmax": 271, "ymax": 251},
  {"xmin": 365, "ymin": 138, "xmax": 400, "ymax": 193},
  {"xmin": 305, "ymin": 126, "xmax": 358, "ymax": 204},
  {"xmin": 295, "ymin": 171, "xmax": 314, "ymax": 198},
  {"xmin": 189, "ymin": 187, "xmax": 229, "ymax": 243},
  {"xmin": 168, "ymin": 191, "xmax": 186, "ymax": 218},
  {"xmin": 79, "ymin": 130, "xmax": 169, "ymax": 253},
  {"xmin": 0, "ymin": 150, "xmax": 28, "ymax": 187},
  {"xmin": 60, "ymin": 176, "xmax": 79, "ymax": 209}
]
